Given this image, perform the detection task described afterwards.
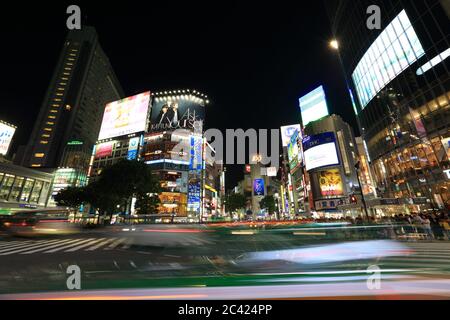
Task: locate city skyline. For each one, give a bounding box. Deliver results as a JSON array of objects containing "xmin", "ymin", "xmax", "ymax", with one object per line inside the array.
[{"xmin": 0, "ymin": 1, "xmax": 356, "ymax": 189}]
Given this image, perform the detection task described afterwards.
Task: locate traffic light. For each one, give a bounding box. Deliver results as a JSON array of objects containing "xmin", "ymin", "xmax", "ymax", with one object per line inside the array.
[{"xmin": 350, "ymin": 195, "xmax": 357, "ymax": 204}]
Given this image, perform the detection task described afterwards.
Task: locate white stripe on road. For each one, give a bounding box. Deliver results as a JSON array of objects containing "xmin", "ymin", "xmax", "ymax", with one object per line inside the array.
[
  {"xmin": 0, "ymin": 239, "xmax": 67, "ymax": 255},
  {"xmin": 44, "ymin": 238, "xmax": 96, "ymax": 253},
  {"xmin": 85, "ymin": 238, "xmax": 116, "ymax": 251},
  {"xmin": 0, "ymin": 241, "xmax": 35, "ymax": 248},
  {"xmin": 64, "ymin": 238, "xmax": 107, "ymax": 252},
  {"xmin": 105, "ymin": 238, "xmax": 128, "ymax": 250},
  {"xmin": 20, "ymin": 239, "xmax": 81, "ymax": 255},
  {"xmin": 0, "ymin": 241, "xmax": 40, "ymax": 252}
]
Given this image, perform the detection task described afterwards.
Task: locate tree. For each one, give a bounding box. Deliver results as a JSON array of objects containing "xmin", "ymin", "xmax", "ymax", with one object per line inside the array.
[
  {"xmin": 225, "ymin": 193, "xmax": 247, "ymax": 213},
  {"xmin": 260, "ymin": 195, "xmax": 276, "ymax": 215},
  {"xmin": 55, "ymin": 160, "xmax": 161, "ymax": 223},
  {"xmin": 54, "ymin": 187, "xmax": 86, "ymax": 208},
  {"xmin": 92, "ymin": 160, "xmax": 161, "ymax": 220},
  {"xmin": 135, "ymin": 193, "xmax": 161, "ymax": 215}
]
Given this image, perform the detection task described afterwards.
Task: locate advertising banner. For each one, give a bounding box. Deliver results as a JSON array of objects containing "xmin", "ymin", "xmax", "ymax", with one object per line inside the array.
[
  {"xmin": 127, "ymin": 137, "xmax": 140, "ymax": 160},
  {"xmin": 95, "ymin": 142, "xmax": 113, "ymax": 159},
  {"xmin": 319, "ymin": 169, "xmax": 344, "ymax": 197},
  {"xmin": 253, "ymin": 178, "xmax": 265, "ymax": 196},
  {"xmin": 303, "ymin": 132, "xmax": 339, "ymax": 171},
  {"xmin": 280, "ymin": 124, "xmax": 301, "ymax": 147},
  {"xmin": 299, "ymin": 85, "xmax": 329, "ymax": 127},
  {"xmin": 98, "ymin": 91, "xmax": 151, "ymax": 140},
  {"xmin": 150, "ymin": 95, "xmax": 205, "ymax": 132},
  {"xmin": 0, "ymin": 122, "xmax": 16, "ymax": 156}
]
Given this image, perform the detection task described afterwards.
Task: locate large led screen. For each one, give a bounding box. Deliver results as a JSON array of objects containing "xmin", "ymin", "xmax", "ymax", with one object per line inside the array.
[
  {"xmin": 303, "ymin": 132, "xmax": 339, "ymax": 171},
  {"xmin": 319, "ymin": 169, "xmax": 344, "ymax": 197},
  {"xmin": 287, "ymin": 129, "xmax": 302, "ymax": 172},
  {"xmin": 280, "ymin": 124, "xmax": 301, "ymax": 147},
  {"xmin": 253, "ymin": 178, "xmax": 265, "ymax": 196},
  {"xmin": 299, "ymin": 86, "xmax": 329, "ymax": 127},
  {"xmin": 352, "ymin": 10, "xmax": 425, "ymax": 109},
  {"xmin": 150, "ymin": 95, "xmax": 205, "ymax": 132},
  {"xmin": 0, "ymin": 122, "xmax": 16, "ymax": 156},
  {"xmin": 98, "ymin": 92, "xmax": 151, "ymax": 141}
]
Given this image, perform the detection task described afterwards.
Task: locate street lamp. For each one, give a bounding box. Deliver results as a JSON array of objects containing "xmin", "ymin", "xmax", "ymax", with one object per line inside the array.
[{"xmin": 329, "ymin": 39, "xmax": 339, "ymax": 50}]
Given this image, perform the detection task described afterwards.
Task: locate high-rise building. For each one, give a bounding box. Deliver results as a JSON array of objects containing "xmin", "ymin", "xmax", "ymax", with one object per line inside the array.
[
  {"xmin": 303, "ymin": 115, "xmax": 361, "ymax": 216},
  {"xmin": 15, "ymin": 26, "xmax": 124, "ymax": 172},
  {"xmin": 326, "ymin": 0, "xmax": 450, "ymax": 214}
]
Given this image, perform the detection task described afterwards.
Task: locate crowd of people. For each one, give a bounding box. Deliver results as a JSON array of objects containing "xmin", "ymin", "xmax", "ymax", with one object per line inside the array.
[{"xmin": 309, "ymin": 211, "xmax": 450, "ymax": 240}]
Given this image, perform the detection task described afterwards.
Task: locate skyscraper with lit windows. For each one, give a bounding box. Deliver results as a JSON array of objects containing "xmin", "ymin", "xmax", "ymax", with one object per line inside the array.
[{"xmin": 15, "ymin": 26, "xmax": 124, "ymax": 172}]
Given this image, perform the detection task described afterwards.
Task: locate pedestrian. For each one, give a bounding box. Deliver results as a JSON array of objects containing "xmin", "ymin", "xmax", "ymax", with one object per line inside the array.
[{"xmin": 422, "ymin": 216, "xmax": 434, "ymax": 240}]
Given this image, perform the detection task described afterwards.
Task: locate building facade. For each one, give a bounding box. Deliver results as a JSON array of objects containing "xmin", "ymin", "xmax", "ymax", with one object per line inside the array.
[
  {"xmin": 303, "ymin": 114, "xmax": 361, "ymax": 214},
  {"xmin": 327, "ymin": 0, "xmax": 450, "ymax": 213},
  {"xmin": 0, "ymin": 163, "xmax": 54, "ymax": 211},
  {"xmin": 15, "ymin": 26, "xmax": 124, "ymax": 173}
]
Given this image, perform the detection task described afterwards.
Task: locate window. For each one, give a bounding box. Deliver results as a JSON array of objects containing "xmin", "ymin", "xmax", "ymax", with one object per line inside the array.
[
  {"xmin": 9, "ymin": 176, "xmax": 25, "ymax": 202},
  {"xmin": 29, "ymin": 180, "xmax": 43, "ymax": 203},
  {"xmin": 31, "ymin": 164, "xmax": 42, "ymax": 167},
  {"xmin": 0, "ymin": 174, "xmax": 15, "ymax": 200},
  {"xmin": 40, "ymin": 141, "xmax": 48, "ymax": 145},
  {"xmin": 54, "ymin": 99, "xmax": 62, "ymax": 102},
  {"xmin": 50, "ymin": 110, "xmax": 58, "ymax": 113},
  {"xmin": 42, "ymin": 134, "xmax": 50, "ymax": 138},
  {"xmin": 20, "ymin": 178, "xmax": 35, "ymax": 202},
  {"xmin": 52, "ymin": 104, "xmax": 60, "ymax": 107},
  {"xmin": 44, "ymin": 128, "xmax": 52, "ymax": 132},
  {"xmin": 34, "ymin": 153, "xmax": 45, "ymax": 158},
  {"xmin": 56, "ymin": 93, "xmax": 63, "ymax": 96},
  {"xmin": 45, "ymin": 122, "xmax": 54, "ymax": 125},
  {"xmin": 48, "ymin": 116, "xmax": 56, "ymax": 119}
]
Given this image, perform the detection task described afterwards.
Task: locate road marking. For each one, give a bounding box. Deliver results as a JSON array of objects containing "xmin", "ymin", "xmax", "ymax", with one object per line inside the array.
[
  {"xmin": 20, "ymin": 239, "xmax": 81, "ymax": 254},
  {"xmin": 0, "ymin": 241, "xmax": 35, "ymax": 248},
  {"xmin": 105, "ymin": 238, "xmax": 128, "ymax": 250},
  {"xmin": 0, "ymin": 239, "xmax": 67, "ymax": 255},
  {"xmin": 44, "ymin": 238, "xmax": 96, "ymax": 253},
  {"xmin": 85, "ymin": 238, "xmax": 116, "ymax": 251},
  {"xmin": 0, "ymin": 241, "xmax": 42, "ymax": 252},
  {"xmin": 64, "ymin": 238, "xmax": 107, "ymax": 252}
]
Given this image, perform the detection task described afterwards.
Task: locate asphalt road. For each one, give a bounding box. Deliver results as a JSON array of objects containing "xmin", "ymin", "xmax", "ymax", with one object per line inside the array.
[{"xmin": 1, "ymin": 224, "xmax": 450, "ymax": 299}]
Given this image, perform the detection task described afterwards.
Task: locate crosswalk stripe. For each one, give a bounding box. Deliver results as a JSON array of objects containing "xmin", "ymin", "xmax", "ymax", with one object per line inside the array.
[
  {"xmin": 0, "ymin": 241, "xmax": 40, "ymax": 251},
  {"xmin": 0, "ymin": 241, "xmax": 35, "ymax": 248},
  {"xmin": 0, "ymin": 239, "xmax": 67, "ymax": 255},
  {"xmin": 105, "ymin": 238, "xmax": 128, "ymax": 250},
  {"xmin": 44, "ymin": 238, "xmax": 96, "ymax": 253},
  {"xmin": 85, "ymin": 238, "xmax": 116, "ymax": 251},
  {"xmin": 64, "ymin": 238, "xmax": 107, "ymax": 252},
  {"xmin": 20, "ymin": 239, "xmax": 81, "ymax": 255}
]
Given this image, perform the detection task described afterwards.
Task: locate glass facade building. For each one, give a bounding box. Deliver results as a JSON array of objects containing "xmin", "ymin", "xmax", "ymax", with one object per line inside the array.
[{"xmin": 326, "ymin": 0, "xmax": 450, "ymax": 213}]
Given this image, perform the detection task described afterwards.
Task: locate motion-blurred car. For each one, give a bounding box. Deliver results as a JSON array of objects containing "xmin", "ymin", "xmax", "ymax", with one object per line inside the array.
[{"xmin": 2, "ymin": 209, "xmax": 80, "ymax": 237}]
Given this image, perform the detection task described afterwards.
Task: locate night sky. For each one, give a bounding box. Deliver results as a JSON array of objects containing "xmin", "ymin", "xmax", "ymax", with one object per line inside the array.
[{"xmin": 0, "ymin": 1, "xmax": 357, "ymax": 189}]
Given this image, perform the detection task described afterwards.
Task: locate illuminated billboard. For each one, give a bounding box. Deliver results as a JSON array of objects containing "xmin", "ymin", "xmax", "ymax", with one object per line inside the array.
[
  {"xmin": 0, "ymin": 121, "xmax": 16, "ymax": 156},
  {"xmin": 280, "ymin": 124, "xmax": 301, "ymax": 147},
  {"xmin": 303, "ymin": 132, "xmax": 339, "ymax": 171},
  {"xmin": 287, "ymin": 129, "xmax": 302, "ymax": 172},
  {"xmin": 150, "ymin": 94, "xmax": 205, "ymax": 132},
  {"xmin": 299, "ymin": 86, "xmax": 329, "ymax": 127},
  {"xmin": 352, "ymin": 10, "xmax": 425, "ymax": 109},
  {"xmin": 253, "ymin": 178, "xmax": 265, "ymax": 196},
  {"xmin": 319, "ymin": 169, "xmax": 344, "ymax": 197},
  {"xmin": 95, "ymin": 142, "xmax": 113, "ymax": 159},
  {"xmin": 98, "ymin": 91, "xmax": 151, "ymax": 141}
]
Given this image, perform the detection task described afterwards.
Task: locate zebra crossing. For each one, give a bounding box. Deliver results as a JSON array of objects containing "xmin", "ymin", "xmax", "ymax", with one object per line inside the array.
[{"xmin": 0, "ymin": 237, "xmax": 133, "ymax": 256}]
